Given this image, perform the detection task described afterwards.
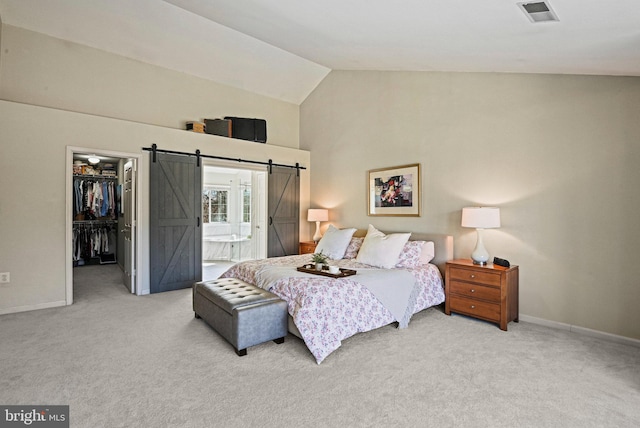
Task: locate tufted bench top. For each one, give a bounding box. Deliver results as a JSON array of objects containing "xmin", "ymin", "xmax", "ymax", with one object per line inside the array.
[{"xmin": 196, "ymin": 278, "xmax": 281, "ymax": 315}]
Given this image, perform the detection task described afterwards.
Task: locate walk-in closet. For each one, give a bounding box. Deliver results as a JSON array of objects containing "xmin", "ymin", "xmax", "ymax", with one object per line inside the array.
[{"xmin": 71, "ymin": 152, "xmax": 137, "ymax": 295}]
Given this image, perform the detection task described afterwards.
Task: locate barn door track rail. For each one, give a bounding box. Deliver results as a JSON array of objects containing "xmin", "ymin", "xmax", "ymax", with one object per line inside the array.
[{"xmin": 143, "ymin": 144, "xmax": 306, "ymax": 175}]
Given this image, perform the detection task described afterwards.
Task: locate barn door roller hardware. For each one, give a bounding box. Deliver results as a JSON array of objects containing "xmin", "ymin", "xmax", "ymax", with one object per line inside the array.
[{"xmin": 144, "ymin": 144, "xmax": 305, "ymax": 175}]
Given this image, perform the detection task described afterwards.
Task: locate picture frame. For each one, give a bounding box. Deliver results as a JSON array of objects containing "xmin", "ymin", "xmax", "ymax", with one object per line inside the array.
[{"xmin": 367, "ymin": 163, "xmax": 420, "ymax": 217}]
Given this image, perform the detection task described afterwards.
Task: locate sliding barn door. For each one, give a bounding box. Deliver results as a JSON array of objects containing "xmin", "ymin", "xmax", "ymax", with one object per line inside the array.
[
  {"xmin": 267, "ymin": 166, "xmax": 300, "ymax": 257},
  {"xmin": 149, "ymin": 153, "xmax": 202, "ymax": 293}
]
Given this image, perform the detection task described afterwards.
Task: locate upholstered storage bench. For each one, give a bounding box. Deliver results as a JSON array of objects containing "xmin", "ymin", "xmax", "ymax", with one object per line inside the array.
[{"xmin": 193, "ymin": 278, "xmax": 287, "ymax": 356}]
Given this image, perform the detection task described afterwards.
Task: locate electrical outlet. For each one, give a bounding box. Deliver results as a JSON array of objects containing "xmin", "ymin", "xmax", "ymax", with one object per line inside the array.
[{"xmin": 0, "ymin": 272, "xmax": 9, "ymax": 283}]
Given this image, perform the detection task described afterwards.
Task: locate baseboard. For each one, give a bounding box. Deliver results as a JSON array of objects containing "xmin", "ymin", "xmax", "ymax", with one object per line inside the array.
[
  {"xmin": 519, "ymin": 314, "xmax": 640, "ymax": 348},
  {"xmin": 0, "ymin": 300, "xmax": 67, "ymax": 316}
]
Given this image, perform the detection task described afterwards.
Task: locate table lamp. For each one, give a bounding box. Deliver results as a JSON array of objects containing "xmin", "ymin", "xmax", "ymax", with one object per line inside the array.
[
  {"xmin": 307, "ymin": 209, "xmax": 329, "ymax": 242},
  {"xmin": 461, "ymin": 207, "xmax": 501, "ymax": 265}
]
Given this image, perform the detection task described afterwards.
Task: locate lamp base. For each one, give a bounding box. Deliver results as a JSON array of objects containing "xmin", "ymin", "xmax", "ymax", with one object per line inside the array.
[
  {"xmin": 312, "ymin": 221, "xmax": 322, "ymax": 243},
  {"xmin": 470, "ymin": 228, "xmax": 490, "ymax": 266}
]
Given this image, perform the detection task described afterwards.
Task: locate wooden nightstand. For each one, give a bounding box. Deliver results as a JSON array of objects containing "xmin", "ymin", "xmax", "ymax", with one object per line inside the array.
[
  {"xmin": 445, "ymin": 259, "xmax": 519, "ymax": 331},
  {"xmin": 299, "ymin": 241, "xmax": 317, "ymax": 255}
]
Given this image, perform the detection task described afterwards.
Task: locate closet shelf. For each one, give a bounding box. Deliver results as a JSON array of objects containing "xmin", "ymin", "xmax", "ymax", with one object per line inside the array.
[
  {"xmin": 73, "ymin": 174, "xmax": 117, "ymax": 180},
  {"xmin": 73, "ymin": 219, "xmax": 117, "ymax": 224}
]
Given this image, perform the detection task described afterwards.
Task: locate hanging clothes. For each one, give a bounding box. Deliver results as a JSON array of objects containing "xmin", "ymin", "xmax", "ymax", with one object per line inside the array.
[
  {"xmin": 73, "ymin": 177, "xmax": 117, "ymax": 220},
  {"xmin": 72, "ymin": 222, "xmax": 116, "ymax": 264}
]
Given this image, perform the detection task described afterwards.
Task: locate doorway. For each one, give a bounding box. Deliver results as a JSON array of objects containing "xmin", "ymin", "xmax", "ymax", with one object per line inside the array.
[
  {"xmin": 66, "ymin": 147, "xmax": 141, "ymax": 304},
  {"xmin": 201, "ymin": 164, "xmax": 267, "ymax": 281}
]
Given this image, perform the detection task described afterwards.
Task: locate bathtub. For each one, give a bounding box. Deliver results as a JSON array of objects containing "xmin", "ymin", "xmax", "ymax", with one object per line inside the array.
[{"xmin": 203, "ymin": 235, "xmax": 251, "ymax": 261}]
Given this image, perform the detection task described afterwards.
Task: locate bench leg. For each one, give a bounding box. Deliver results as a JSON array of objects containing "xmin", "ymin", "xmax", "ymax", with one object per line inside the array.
[
  {"xmin": 273, "ymin": 337, "xmax": 285, "ymax": 345},
  {"xmin": 194, "ymin": 312, "xmax": 201, "ymax": 319},
  {"xmin": 236, "ymin": 348, "xmax": 247, "ymax": 357}
]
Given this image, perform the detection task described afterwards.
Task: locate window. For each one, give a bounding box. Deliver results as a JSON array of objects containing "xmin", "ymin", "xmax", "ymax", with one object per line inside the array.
[
  {"xmin": 242, "ymin": 185, "xmax": 251, "ymax": 223},
  {"xmin": 202, "ymin": 188, "xmax": 228, "ymax": 223}
]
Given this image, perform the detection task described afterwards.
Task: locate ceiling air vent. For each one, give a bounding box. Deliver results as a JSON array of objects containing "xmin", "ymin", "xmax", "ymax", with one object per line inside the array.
[{"xmin": 517, "ymin": 1, "xmax": 559, "ymax": 23}]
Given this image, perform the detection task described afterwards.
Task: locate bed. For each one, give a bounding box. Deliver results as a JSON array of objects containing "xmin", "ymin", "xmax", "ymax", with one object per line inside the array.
[{"xmin": 220, "ymin": 226, "xmax": 453, "ymax": 363}]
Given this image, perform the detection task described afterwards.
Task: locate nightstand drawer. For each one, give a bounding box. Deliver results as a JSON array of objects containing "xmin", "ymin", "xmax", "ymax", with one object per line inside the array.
[
  {"xmin": 299, "ymin": 241, "xmax": 317, "ymax": 255},
  {"xmin": 449, "ymin": 295, "xmax": 500, "ymax": 322},
  {"xmin": 448, "ymin": 267, "xmax": 501, "ymax": 287},
  {"xmin": 449, "ymin": 280, "xmax": 500, "ymax": 302}
]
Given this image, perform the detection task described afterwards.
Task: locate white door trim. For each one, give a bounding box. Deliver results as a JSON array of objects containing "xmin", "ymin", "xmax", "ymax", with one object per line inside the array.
[
  {"xmin": 123, "ymin": 160, "xmax": 137, "ymax": 293},
  {"xmin": 65, "ymin": 146, "xmax": 146, "ymax": 304}
]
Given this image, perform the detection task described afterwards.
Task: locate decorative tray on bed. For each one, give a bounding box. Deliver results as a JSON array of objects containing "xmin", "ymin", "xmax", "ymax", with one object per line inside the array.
[{"xmin": 297, "ymin": 264, "xmax": 357, "ymax": 278}]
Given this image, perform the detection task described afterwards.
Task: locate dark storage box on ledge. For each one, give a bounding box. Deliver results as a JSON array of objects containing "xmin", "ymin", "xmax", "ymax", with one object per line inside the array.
[
  {"xmin": 224, "ymin": 117, "xmax": 267, "ymax": 143},
  {"xmin": 204, "ymin": 118, "xmax": 232, "ymax": 137}
]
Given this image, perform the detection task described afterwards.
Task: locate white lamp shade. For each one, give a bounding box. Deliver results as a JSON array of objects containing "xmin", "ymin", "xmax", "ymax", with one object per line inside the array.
[
  {"xmin": 461, "ymin": 207, "xmax": 501, "ymax": 229},
  {"xmin": 307, "ymin": 209, "xmax": 329, "ymax": 222}
]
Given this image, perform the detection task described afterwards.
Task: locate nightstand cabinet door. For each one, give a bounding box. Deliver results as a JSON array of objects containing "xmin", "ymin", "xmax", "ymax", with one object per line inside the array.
[
  {"xmin": 445, "ymin": 259, "xmax": 519, "ymax": 331},
  {"xmin": 299, "ymin": 241, "xmax": 317, "ymax": 255}
]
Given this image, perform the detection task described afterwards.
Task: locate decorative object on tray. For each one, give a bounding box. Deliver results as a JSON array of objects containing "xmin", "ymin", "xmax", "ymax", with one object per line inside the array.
[
  {"xmin": 367, "ymin": 163, "xmax": 421, "ymax": 217},
  {"xmin": 310, "ymin": 251, "xmax": 328, "ymax": 271},
  {"xmin": 461, "ymin": 207, "xmax": 501, "ymax": 265},
  {"xmin": 297, "ymin": 264, "xmax": 357, "ymax": 278}
]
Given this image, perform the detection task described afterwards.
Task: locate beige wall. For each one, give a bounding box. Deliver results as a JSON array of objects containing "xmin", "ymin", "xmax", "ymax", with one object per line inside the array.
[
  {"xmin": 0, "ymin": 100, "xmax": 310, "ymax": 313},
  {"xmin": 0, "ymin": 26, "xmax": 310, "ymax": 314},
  {"xmin": 0, "ymin": 25, "xmax": 300, "ymax": 149},
  {"xmin": 301, "ymin": 70, "xmax": 640, "ymax": 340}
]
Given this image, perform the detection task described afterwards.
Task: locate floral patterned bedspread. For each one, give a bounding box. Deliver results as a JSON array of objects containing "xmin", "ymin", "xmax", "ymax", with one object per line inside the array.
[{"xmin": 220, "ymin": 255, "xmax": 445, "ymax": 363}]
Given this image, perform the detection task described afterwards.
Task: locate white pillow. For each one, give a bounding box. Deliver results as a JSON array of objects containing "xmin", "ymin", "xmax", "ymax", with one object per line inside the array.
[
  {"xmin": 314, "ymin": 225, "xmax": 357, "ymax": 260},
  {"xmin": 356, "ymin": 224, "xmax": 411, "ymax": 269},
  {"xmin": 420, "ymin": 241, "xmax": 435, "ymax": 264}
]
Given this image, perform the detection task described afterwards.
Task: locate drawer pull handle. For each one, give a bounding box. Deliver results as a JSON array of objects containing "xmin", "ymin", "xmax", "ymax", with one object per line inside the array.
[
  {"xmin": 470, "ymin": 305, "xmax": 476, "ymax": 309},
  {"xmin": 470, "ymin": 274, "xmax": 475, "ymax": 279},
  {"xmin": 470, "ymin": 289, "xmax": 475, "ymax": 293}
]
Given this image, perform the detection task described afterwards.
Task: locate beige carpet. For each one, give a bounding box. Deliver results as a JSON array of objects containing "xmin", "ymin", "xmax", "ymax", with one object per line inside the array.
[{"xmin": 1, "ymin": 264, "xmax": 639, "ymax": 428}]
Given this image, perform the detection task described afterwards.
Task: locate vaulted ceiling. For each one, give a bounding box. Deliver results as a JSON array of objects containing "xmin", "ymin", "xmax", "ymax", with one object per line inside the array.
[{"xmin": 1, "ymin": 0, "xmax": 639, "ymax": 104}]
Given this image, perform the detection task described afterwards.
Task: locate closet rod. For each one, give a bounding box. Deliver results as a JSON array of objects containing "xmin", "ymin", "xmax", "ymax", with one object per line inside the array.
[
  {"xmin": 142, "ymin": 144, "xmax": 306, "ymax": 174},
  {"xmin": 73, "ymin": 175, "xmax": 117, "ymax": 179}
]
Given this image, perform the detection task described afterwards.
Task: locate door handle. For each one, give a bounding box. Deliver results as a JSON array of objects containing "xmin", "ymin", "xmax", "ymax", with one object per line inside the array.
[
  {"xmin": 197, "ymin": 217, "xmax": 200, "ymax": 227},
  {"xmin": 269, "ymin": 216, "xmax": 273, "ymax": 226}
]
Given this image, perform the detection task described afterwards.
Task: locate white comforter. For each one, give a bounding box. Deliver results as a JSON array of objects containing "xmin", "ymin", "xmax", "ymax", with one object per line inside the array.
[{"xmin": 220, "ymin": 255, "xmax": 445, "ymax": 363}]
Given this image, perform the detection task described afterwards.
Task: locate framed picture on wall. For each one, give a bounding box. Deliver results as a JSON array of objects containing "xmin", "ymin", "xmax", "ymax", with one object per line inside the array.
[{"xmin": 367, "ymin": 163, "xmax": 420, "ymax": 217}]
